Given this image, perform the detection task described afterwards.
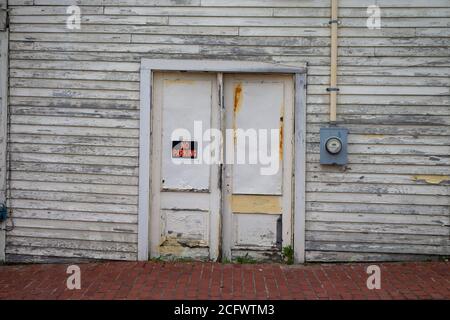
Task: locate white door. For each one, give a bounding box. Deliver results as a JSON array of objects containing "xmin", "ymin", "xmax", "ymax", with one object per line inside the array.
[
  {"xmin": 150, "ymin": 72, "xmax": 294, "ymax": 261},
  {"xmin": 150, "ymin": 72, "xmax": 221, "ymax": 260},
  {"xmin": 222, "ymin": 74, "xmax": 294, "ymax": 261}
]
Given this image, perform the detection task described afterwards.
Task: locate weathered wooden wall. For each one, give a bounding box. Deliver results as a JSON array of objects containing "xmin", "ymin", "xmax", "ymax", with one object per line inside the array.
[{"xmin": 5, "ymin": 0, "xmax": 450, "ymax": 262}]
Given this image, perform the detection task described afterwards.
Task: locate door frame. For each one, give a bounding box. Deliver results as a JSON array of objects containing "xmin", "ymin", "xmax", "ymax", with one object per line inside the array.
[
  {"xmin": 138, "ymin": 59, "xmax": 307, "ymax": 263},
  {"xmin": 0, "ymin": 31, "xmax": 9, "ymax": 263}
]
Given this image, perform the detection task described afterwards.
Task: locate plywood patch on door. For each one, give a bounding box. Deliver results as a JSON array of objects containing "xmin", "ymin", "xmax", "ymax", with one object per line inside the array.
[{"xmin": 231, "ymin": 195, "xmax": 282, "ymax": 214}]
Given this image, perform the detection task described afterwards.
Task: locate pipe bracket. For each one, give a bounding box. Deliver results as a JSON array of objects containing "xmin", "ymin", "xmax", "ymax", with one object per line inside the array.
[{"xmin": 328, "ymin": 19, "xmax": 341, "ymax": 25}]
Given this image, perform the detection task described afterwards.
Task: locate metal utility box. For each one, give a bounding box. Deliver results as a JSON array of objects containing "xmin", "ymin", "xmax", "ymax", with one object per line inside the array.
[{"xmin": 320, "ymin": 127, "xmax": 348, "ymax": 165}]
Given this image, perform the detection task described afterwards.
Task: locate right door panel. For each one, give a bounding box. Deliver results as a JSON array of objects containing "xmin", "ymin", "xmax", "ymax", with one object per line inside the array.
[{"xmin": 223, "ymin": 74, "xmax": 294, "ymax": 261}]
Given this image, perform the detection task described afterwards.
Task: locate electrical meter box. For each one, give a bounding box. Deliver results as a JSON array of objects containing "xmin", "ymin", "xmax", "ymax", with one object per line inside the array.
[{"xmin": 320, "ymin": 127, "xmax": 348, "ymax": 165}]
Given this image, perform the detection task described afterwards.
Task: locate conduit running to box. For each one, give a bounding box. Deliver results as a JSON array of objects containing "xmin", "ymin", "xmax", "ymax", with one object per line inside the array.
[{"xmin": 329, "ymin": 0, "xmax": 339, "ymax": 123}]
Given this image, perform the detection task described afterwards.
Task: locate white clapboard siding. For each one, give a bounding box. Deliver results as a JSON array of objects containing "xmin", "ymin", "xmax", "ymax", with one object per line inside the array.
[{"xmin": 5, "ymin": 0, "xmax": 450, "ymax": 262}]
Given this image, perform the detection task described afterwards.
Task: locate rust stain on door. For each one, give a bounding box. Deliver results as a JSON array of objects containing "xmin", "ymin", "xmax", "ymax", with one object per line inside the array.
[
  {"xmin": 234, "ymin": 83, "xmax": 243, "ymax": 114},
  {"xmin": 233, "ymin": 83, "xmax": 243, "ymax": 144},
  {"xmin": 279, "ymin": 102, "xmax": 284, "ymax": 161}
]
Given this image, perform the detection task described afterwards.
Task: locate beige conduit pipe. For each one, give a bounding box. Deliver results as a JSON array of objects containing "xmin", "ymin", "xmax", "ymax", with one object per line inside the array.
[{"xmin": 329, "ymin": 0, "xmax": 339, "ymax": 123}]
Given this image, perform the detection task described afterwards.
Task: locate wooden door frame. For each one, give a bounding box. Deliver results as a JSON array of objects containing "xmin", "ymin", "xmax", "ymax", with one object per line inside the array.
[
  {"xmin": 0, "ymin": 31, "xmax": 8, "ymax": 263},
  {"xmin": 138, "ymin": 59, "xmax": 307, "ymax": 263}
]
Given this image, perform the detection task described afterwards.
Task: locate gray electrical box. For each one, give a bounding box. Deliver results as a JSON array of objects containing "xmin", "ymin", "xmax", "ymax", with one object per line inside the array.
[{"xmin": 320, "ymin": 127, "xmax": 348, "ymax": 165}]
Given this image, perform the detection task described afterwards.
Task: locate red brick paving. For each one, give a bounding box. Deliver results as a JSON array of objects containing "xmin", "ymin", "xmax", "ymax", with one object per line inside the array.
[{"xmin": 0, "ymin": 261, "xmax": 448, "ymax": 300}]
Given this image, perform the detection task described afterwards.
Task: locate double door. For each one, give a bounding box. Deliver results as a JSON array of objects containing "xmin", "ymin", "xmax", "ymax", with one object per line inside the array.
[{"xmin": 150, "ymin": 72, "xmax": 294, "ymax": 261}]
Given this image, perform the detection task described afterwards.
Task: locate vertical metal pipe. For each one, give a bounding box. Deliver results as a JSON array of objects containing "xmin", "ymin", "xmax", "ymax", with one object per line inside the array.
[{"xmin": 330, "ymin": 0, "xmax": 339, "ymax": 123}]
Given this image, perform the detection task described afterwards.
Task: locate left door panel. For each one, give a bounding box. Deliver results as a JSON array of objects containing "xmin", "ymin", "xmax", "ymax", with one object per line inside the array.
[{"xmin": 150, "ymin": 72, "xmax": 221, "ymax": 260}]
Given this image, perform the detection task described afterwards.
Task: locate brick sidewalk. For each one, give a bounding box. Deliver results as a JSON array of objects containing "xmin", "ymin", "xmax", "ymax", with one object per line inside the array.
[{"xmin": 0, "ymin": 261, "xmax": 448, "ymax": 300}]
